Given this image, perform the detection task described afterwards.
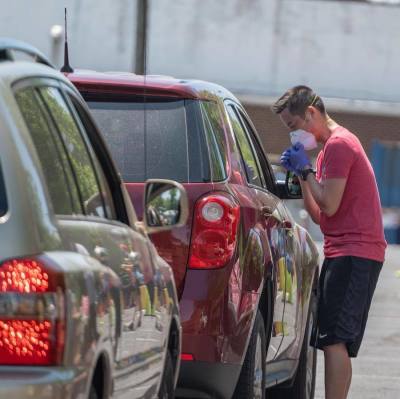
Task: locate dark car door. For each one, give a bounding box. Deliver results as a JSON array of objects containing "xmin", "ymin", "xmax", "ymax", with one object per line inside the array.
[
  {"xmin": 225, "ymin": 102, "xmax": 290, "ymax": 361},
  {"xmin": 234, "ymin": 105, "xmax": 300, "ymax": 358},
  {"xmin": 62, "ymin": 88, "xmax": 167, "ymax": 397},
  {"xmin": 15, "ymin": 80, "xmax": 163, "ymax": 397}
]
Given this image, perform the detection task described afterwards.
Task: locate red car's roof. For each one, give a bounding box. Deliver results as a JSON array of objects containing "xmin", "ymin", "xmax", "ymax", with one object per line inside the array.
[{"xmin": 67, "ymin": 69, "xmax": 239, "ymax": 102}]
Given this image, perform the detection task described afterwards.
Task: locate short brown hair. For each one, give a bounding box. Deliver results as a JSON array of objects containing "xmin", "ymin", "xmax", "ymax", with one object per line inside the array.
[{"xmin": 271, "ymin": 85, "xmax": 326, "ymax": 116}]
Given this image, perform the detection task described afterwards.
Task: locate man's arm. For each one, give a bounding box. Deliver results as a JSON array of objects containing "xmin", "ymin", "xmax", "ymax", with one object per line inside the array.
[
  {"xmin": 282, "ymin": 141, "xmax": 349, "ymax": 220},
  {"xmin": 299, "ymin": 178, "xmax": 321, "ymax": 224},
  {"xmin": 303, "ymin": 174, "xmax": 347, "ymax": 218}
]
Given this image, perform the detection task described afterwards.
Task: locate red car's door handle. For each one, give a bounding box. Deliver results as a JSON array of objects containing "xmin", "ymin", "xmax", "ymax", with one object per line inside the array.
[
  {"xmin": 261, "ymin": 205, "xmax": 274, "ymax": 217},
  {"xmin": 262, "ymin": 206, "xmax": 293, "ymax": 230}
]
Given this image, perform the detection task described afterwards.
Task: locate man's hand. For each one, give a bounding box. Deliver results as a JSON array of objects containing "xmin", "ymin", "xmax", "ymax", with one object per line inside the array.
[
  {"xmin": 288, "ymin": 143, "xmax": 312, "ymax": 171},
  {"xmin": 280, "ymin": 148, "xmax": 300, "ymax": 175}
]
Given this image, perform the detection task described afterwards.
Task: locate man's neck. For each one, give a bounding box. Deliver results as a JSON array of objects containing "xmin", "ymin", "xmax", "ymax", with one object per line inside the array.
[{"xmin": 320, "ymin": 116, "xmax": 339, "ymax": 144}]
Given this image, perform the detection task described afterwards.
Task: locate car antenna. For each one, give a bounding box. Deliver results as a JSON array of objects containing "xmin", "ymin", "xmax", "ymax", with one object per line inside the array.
[
  {"xmin": 142, "ymin": 0, "xmax": 148, "ymax": 180},
  {"xmin": 60, "ymin": 7, "xmax": 74, "ymax": 73}
]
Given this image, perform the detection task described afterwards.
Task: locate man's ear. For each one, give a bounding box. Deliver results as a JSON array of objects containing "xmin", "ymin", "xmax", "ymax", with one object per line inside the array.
[{"xmin": 306, "ymin": 106, "xmax": 317, "ymax": 121}]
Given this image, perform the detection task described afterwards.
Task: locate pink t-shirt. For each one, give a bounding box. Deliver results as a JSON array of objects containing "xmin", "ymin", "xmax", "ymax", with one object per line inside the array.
[{"xmin": 316, "ymin": 126, "xmax": 386, "ymax": 262}]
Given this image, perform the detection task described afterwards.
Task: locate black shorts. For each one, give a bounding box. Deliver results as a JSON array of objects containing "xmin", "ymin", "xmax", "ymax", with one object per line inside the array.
[{"xmin": 311, "ymin": 256, "xmax": 382, "ymax": 357}]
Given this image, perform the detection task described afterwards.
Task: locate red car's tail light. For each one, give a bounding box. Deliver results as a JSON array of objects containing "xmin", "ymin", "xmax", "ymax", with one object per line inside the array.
[
  {"xmin": 0, "ymin": 257, "xmax": 65, "ymax": 365},
  {"xmin": 181, "ymin": 353, "xmax": 194, "ymax": 361},
  {"xmin": 188, "ymin": 193, "xmax": 240, "ymax": 269}
]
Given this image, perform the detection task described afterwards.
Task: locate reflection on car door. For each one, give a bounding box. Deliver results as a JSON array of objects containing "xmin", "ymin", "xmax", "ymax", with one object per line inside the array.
[
  {"xmin": 226, "ymin": 103, "xmax": 287, "ymax": 361},
  {"xmin": 66, "ymin": 91, "xmax": 168, "ymax": 397},
  {"xmin": 275, "ymin": 201, "xmax": 301, "ymax": 356},
  {"xmin": 238, "ymin": 107, "xmax": 300, "ymax": 358},
  {"xmin": 34, "ymin": 83, "xmax": 159, "ymax": 397}
]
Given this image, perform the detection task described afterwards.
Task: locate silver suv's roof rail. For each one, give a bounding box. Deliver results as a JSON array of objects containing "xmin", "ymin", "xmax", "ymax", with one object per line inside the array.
[{"xmin": 0, "ymin": 38, "xmax": 54, "ymax": 68}]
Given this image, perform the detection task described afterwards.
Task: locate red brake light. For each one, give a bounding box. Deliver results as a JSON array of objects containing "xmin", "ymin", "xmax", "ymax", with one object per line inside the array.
[
  {"xmin": 188, "ymin": 193, "xmax": 240, "ymax": 269},
  {"xmin": 0, "ymin": 259, "xmax": 50, "ymax": 293},
  {"xmin": 0, "ymin": 320, "xmax": 53, "ymax": 365},
  {"xmin": 0, "ymin": 257, "xmax": 65, "ymax": 366},
  {"xmin": 181, "ymin": 353, "xmax": 194, "ymax": 361}
]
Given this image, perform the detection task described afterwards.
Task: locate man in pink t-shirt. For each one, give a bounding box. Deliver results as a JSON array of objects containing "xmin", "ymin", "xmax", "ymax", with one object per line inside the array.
[{"xmin": 272, "ymin": 85, "xmax": 386, "ymax": 399}]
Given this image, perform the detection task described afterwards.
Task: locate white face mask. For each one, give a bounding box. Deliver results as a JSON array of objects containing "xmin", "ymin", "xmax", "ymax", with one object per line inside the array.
[{"xmin": 290, "ymin": 129, "xmax": 318, "ymax": 151}]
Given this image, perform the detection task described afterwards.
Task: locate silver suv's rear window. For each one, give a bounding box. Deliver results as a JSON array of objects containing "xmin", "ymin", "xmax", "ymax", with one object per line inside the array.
[{"xmin": 88, "ymin": 99, "xmax": 210, "ymax": 183}]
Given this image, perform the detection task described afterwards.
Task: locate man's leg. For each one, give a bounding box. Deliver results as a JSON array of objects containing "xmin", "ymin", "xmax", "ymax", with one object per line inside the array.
[
  {"xmin": 345, "ymin": 359, "xmax": 352, "ymax": 398},
  {"xmin": 324, "ymin": 343, "xmax": 351, "ymax": 399}
]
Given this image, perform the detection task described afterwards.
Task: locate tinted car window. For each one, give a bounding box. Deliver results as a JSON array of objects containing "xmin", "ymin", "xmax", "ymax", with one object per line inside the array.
[
  {"xmin": 200, "ymin": 101, "xmax": 227, "ymax": 181},
  {"xmin": 87, "ymin": 99, "xmax": 209, "ymax": 183},
  {"xmin": 67, "ymin": 94, "xmax": 117, "ymax": 220},
  {"xmin": 227, "ymin": 105, "xmax": 263, "ymax": 187},
  {"xmin": 39, "ymin": 87, "xmax": 105, "ymax": 218},
  {"xmin": 16, "ymin": 88, "xmax": 81, "ymax": 215}
]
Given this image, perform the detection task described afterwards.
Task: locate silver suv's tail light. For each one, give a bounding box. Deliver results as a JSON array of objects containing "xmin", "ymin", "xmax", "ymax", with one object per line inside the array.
[{"xmin": 0, "ymin": 257, "xmax": 65, "ymax": 365}]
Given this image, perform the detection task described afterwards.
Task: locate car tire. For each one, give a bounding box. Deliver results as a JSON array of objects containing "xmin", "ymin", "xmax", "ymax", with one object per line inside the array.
[
  {"xmin": 270, "ymin": 288, "xmax": 318, "ymax": 399},
  {"xmin": 158, "ymin": 350, "xmax": 175, "ymax": 399},
  {"xmin": 233, "ymin": 310, "xmax": 266, "ymax": 399}
]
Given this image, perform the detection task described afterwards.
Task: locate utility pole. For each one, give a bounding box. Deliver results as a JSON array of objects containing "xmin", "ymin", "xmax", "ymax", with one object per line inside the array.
[{"xmin": 135, "ymin": 0, "xmax": 148, "ymax": 75}]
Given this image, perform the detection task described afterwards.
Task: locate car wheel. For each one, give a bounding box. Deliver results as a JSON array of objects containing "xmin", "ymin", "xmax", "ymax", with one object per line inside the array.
[
  {"xmin": 233, "ymin": 310, "xmax": 266, "ymax": 399},
  {"xmin": 158, "ymin": 351, "xmax": 174, "ymax": 399},
  {"xmin": 270, "ymin": 290, "xmax": 317, "ymax": 399}
]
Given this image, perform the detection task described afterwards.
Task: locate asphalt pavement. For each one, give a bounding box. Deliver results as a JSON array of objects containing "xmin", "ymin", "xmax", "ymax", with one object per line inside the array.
[{"xmin": 315, "ymin": 245, "xmax": 400, "ymax": 399}]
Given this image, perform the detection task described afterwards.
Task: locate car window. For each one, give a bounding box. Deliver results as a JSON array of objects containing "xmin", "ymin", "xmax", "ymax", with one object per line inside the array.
[
  {"xmin": 226, "ymin": 105, "xmax": 263, "ymax": 188},
  {"xmin": 86, "ymin": 98, "xmax": 209, "ymax": 183},
  {"xmin": 237, "ymin": 109, "xmax": 276, "ymax": 191},
  {"xmin": 66, "ymin": 94, "xmax": 117, "ymax": 220},
  {"xmin": 200, "ymin": 101, "xmax": 227, "ymax": 182},
  {"xmin": 15, "ymin": 87, "xmax": 82, "ymax": 215},
  {"xmin": 39, "ymin": 87, "xmax": 106, "ymax": 218}
]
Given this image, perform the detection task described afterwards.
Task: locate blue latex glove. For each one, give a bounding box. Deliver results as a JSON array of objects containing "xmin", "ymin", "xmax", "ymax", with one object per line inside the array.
[
  {"xmin": 281, "ymin": 148, "xmax": 301, "ymax": 176},
  {"xmin": 280, "ymin": 148, "xmax": 296, "ymax": 172},
  {"xmin": 288, "ymin": 143, "xmax": 312, "ymax": 171}
]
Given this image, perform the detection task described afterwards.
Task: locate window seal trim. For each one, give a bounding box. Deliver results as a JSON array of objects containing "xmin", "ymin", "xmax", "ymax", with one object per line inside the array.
[{"xmin": 56, "ymin": 213, "xmax": 130, "ymax": 228}]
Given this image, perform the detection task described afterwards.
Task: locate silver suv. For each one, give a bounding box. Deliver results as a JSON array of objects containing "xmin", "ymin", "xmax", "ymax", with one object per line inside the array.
[{"xmin": 0, "ymin": 39, "xmax": 186, "ymax": 398}]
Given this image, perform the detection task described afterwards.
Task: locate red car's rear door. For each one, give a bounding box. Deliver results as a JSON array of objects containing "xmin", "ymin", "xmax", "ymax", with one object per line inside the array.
[{"xmin": 225, "ymin": 102, "xmax": 290, "ymax": 361}]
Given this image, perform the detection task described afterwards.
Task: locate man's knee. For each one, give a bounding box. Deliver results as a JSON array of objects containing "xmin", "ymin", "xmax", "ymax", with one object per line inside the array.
[{"xmin": 323, "ymin": 342, "xmax": 349, "ymax": 355}]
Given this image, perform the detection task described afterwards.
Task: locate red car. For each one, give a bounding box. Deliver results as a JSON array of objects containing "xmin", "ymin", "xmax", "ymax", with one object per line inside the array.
[{"xmin": 69, "ymin": 71, "xmax": 320, "ymax": 399}]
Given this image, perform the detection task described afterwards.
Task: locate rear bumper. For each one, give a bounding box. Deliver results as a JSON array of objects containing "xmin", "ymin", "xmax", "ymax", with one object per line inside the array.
[
  {"xmin": 176, "ymin": 360, "xmax": 241, "ymax": 399},
  {"xmin": 0, "ymin": 367, "xmax": 85, "ymax": 398}
]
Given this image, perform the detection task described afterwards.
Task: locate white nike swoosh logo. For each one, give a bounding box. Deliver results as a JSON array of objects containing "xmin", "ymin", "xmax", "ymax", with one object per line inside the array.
[{"xmin": 319, "ymin": 334, "xmax": 328, "ymax": 339}]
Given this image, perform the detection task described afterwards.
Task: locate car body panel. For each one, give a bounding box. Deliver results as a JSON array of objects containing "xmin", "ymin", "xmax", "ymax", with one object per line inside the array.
[{"xmin": 126, "ymin": 182, "xmax": 215, "ymax": 298}]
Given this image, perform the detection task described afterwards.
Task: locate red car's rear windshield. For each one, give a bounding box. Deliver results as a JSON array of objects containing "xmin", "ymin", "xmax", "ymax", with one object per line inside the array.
[{"xmin": 87, "ymin": 96, "xmax": 212, "ymax": 183}]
